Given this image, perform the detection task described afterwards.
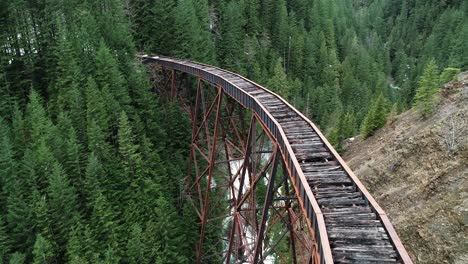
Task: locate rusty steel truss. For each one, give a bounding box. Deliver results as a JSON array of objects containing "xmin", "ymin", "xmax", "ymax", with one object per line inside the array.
[{"xmin": 141, "ymin": 55, "xmax": 413, "ymax": 264}]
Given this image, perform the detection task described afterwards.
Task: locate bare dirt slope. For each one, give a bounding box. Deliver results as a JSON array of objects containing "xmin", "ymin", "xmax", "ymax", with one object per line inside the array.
[{"xmin": 343, "ymin": 73, "xmax": 468, "ymax": 263}]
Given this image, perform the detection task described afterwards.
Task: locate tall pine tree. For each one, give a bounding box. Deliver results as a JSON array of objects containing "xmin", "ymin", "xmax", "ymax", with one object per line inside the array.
[{"xmin": 413, "ymin": 59, "xmax": 439, "ymax": 118}]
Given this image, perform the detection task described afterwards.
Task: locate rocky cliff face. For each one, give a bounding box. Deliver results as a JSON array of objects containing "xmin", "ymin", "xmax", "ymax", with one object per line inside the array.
[{"xmin": 343, "ymin": 73, "xmax": 468, "ymax": 264}]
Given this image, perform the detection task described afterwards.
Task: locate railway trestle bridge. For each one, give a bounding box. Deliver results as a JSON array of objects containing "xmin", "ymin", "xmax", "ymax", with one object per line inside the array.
[{"xmin": 140, "ymin": 55, "xmax": 413, "ymax": 264}]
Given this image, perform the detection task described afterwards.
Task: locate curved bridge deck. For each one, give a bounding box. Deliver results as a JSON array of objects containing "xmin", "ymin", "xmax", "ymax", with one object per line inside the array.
[{"xmin": 141, "ymin": 56, "xmax": 412, "ymax": 264}]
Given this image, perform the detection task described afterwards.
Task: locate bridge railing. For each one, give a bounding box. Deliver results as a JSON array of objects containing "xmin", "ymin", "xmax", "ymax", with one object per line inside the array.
[
  {"xmin": 141, "ymin": 55, "xmax": 333, "ymax": 263},
  {"xmin": 140, "ymin": 55, "xmax": 412, "ymax": 264},
  {"xmin": 240, "ymin": 69, "xmax": 413, "ymax": 264}
]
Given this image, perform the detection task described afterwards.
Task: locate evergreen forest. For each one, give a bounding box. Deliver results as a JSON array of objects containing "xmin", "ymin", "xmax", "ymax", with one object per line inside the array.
[{"xmin": 0, "ymin": 0, "xmax": 467, "ymax": 263}]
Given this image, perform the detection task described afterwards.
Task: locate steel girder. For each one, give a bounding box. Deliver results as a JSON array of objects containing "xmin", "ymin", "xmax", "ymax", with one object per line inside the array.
[{"xmin": 151, "ymin": 66, "xmax": 318, "ymax": 263}]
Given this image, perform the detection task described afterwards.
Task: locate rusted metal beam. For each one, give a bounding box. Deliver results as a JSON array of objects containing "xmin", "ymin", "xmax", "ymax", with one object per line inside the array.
[
  {"xmin": 253, "ymin": 150, "xmax": 280, "ymax": 263},
  {"xmin": 170, "ymin": 69, "xmax": 175, "ymax": 102},
  {"xmin": 197, "ymin": 85, "xmax": 223, "ymax": 264},
  {"xmin": 284, "ymin": 174, "xmax": 298, "ymax": 264},
  {"xmin": 226, "ymin": 115, "xmax": 256, "ymax": 263}
]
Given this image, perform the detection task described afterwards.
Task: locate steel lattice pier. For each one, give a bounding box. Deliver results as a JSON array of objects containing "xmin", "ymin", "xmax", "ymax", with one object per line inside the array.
[{"xmin": 140, "ymin": 55, "xmax": 413, "ymax": 264}]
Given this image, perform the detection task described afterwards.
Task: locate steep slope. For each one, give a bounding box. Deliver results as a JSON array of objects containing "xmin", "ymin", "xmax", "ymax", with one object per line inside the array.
[{"xmin": 343, "ymin": 73, "xmax": 468, "ymax": 263}]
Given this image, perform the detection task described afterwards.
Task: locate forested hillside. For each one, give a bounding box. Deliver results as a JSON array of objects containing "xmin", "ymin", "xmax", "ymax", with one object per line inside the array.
[
  {"xmin": 131, "ymin": 0, "xmax": 467, "ymax": 149},
  {"xmin": 0, "ymin": 1, "xmax": 195, "ymax": 263},
  {"xmin": 0, "ymin": 0, "xmax": 467, "ymax": 263}
]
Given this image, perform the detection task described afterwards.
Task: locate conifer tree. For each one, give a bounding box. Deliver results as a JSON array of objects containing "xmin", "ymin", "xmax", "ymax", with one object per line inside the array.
[
  {"xmin": 90, "ymin": 192, "xmax": 119, "ymax": 252},
  {"xmin": 153, "ymin": 196, "xmax": 188, "ymax": 263},
  {"xmin": 317, "ymin": 85, "xmax": 343, "ymax": 129},
  {"xmin": 339, "ymin": 112, "xmax": 357, "ymax": 140},
  {"xmin": 89, "ymin": 0, "xmax": 135, "ymax": 61},
  {"xmin": 288, "ymin": 15, "xmax": 306, "ymax": 78},
  {"xmin": 244, "ymin": 0, "xmax": 260, "ymax": 35},
  {"xmin": 150, "ymin": 0, "xmax": 177, "ymax": 55},
  {"xmin": 51, "ymin": 28, "xmax": 83, "ymax": 117},
  {"xmin": 87, "ymin": 119, "xmax": 111, "ymax": 165},
  {"xmin": 99, "ymin": 246, "xmax": 120, "ymax": 264},
  {"xmin": 218, "ymin": 0, "xmax": 247, "ymax": 74},
  {"xmin": 192, "ymin": 0, "xmax": 216, "ymax": 64},
  {"xmin": 11, "ymin": 105, "xmax": 27, "ymax": 156},
  {"xmin": 328, "ymin": 112, "xmax": 358, "ymax": 152},
  {"xmin": 86, "ymin": 77, "xmax": 109, "ymax": 136},
  {"xmin": 271, "ymin": 0, "xmax": 289, "ymax": 52},
  {"xmin": 117, "ymin": 111, "xmax": 152, "ymax": 224},
  {"xmin": 118, "ymin": 111, "xmax": 142, "ymax": 181},
  {"xmin": 68, "ymin": 253, "xmax": 88, "ymax": 264},
  {"xmin": 32, "ymin": 140, "xmax": 57, "ymax": 191},
  {"xmin": 66, "ymin": 86, "xmax": 86, "ymax": 141},
  {"xmin": 47, "ymin": 162, "xmax": 78, "ymax": 251},
  {"xmin": 55, "ymin": 113, "xmax": 83, "ymax": 183},
  {"xmin": 73, "ymin": 9, "xmax": 100, "ymax": 74},
  {"xmin": 83, "ymin": 153, "xmax": 103, "ymax": 208},
  {"xmin": 128, "ymin": 67, "xmax": 166, "ymax": 145},
  {"xmin": 139, "ymin": 136, "xmax": 167, "ymax": 196},
  {"xmin": 141, "ymin": 220, "xmax": 158, "ymax": 263},
  {"xmin": 95, "ymin": 40, "xmax": 130, "ymax": 108},
  {"xmin": 267, "ymin": 58, "xmax": 291, "ymax": 99},
  {"xmin": 0, "ymin": 126, "xmax": 14, "ymax": 210},
  {"xmin": 32, "ymin": 191, "xmax": 52, "ymax": 243},
  {"xmin": 127, "ymin": 0, "xmax": 149, "ymax": 39},
  {"xmin": 327, "ymin": 127, "xmax": 341, "ymax": 151},
  {"xmin": 413, "ymin": 59, "xmax": 439, "ymax": 118},
  {"xmin": 101, "ymin": 86, "xmax": 125, "ymax": 143},
  {"xmin": 6, "ymin": 153, "xmax": 35, "ymax": 254},
  {"xmin": 0, "ymin": 215, "xmax": 10, "ymax": 263},
  {"xmin": 8, "ymin": 253, "xmax": 25, "ymax": 264},
  {"xmin": 361, "ymin": 94, "xmax": 388, "ymax": 138},
  {"xmin": 174, "ymin": 0, "xmax": 199, "ymax": 59},
  {"xmin": 25, "ymin": 90, "xmax": 54, "ymax": 145},
  {"xmin": 439, "ymin": 67, "xmax": 460, "ymax": 85},
  {"xmin": 32, "ymin": 234, "xmax": 55, "ymax": 264},
  {"xmin": 180, "ymin": 202, "xmax": 198, "ymax": 261},
  {"xmin": 317, "ymin": 36, "xmax": 333, "ymax": 85},
  {"xmin": 66, "ymin": 220, "xmax": 95, "ymax": 264},
  {"xmin": 125, "ymin": 224, "xmax": 144, "ymax": 264},
  {"xmin": 63, "ymin": 125, "xmax": 83, "ymax": 189},
  {"xmin": 86, "ymin": 75, "xmax": 114, "ymax": 167},
  {"xmin": 161, "ymin": 104, "xmax": 191, "ymax": 159},
  {"xmin": 0, "ymin": 72, "xmax": 14, "ymax": 120},
  {"xmin": 175, "ymin": 0, "xmax": 215, "ymax": 63},
  {"xmin": 388, "ymin": 103, "xmax": 400, "ymax": 123}
]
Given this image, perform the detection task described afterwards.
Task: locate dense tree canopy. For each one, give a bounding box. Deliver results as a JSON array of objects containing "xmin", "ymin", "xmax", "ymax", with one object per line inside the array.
[
  {"xmin": 0, "ymin": 0, "xmax": 466, "ymax": 262},
  {"xmin": 130, "ymin": 0, "xmax": 466, "ymax": 148},
  {"xmin": 0, "ymin": 0, "xmax": 192, "ymax": 263}
]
